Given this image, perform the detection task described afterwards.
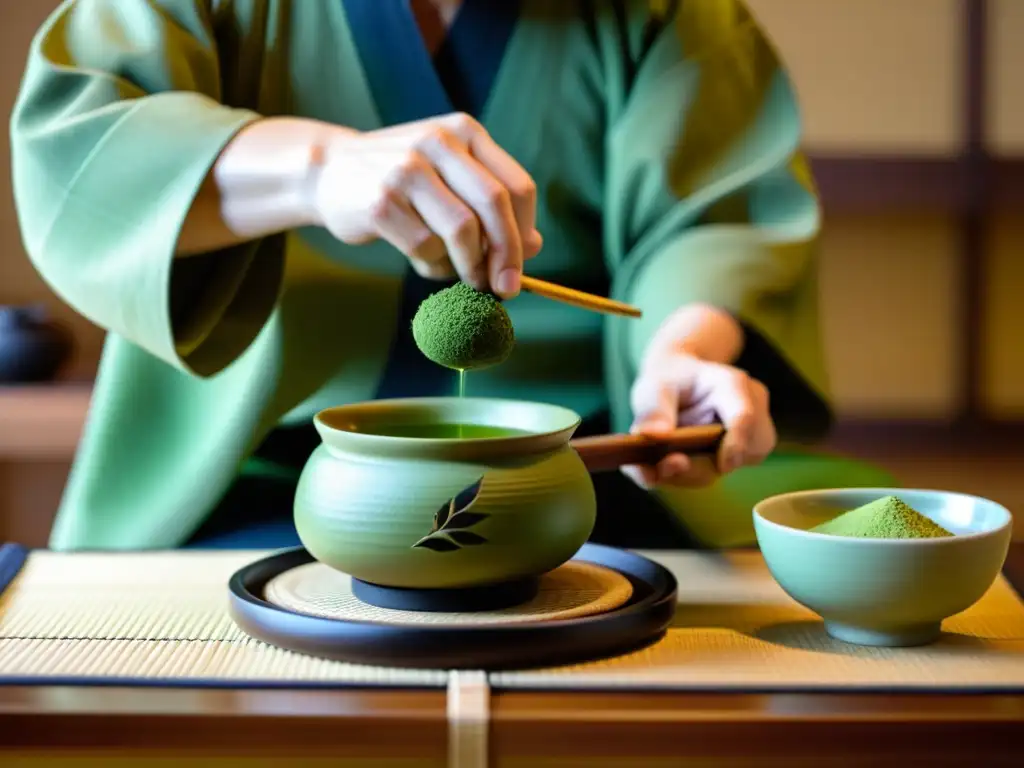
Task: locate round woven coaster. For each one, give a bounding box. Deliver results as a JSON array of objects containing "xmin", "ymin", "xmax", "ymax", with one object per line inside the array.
[{"xmin": 263, "ymin": 560, "xmax": 634, "ymax": 627}]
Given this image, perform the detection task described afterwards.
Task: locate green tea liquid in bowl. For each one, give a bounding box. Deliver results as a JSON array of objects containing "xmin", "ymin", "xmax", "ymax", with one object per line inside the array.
[{"xmin": 293, "ymin": 397, "xmax": 596, "ymax": 591}]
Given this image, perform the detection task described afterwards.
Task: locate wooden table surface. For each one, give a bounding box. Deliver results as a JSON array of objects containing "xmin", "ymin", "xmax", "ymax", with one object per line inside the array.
[{"xmin": 1, "ymin": 544, "xmax": 1022, "ymax": 766}]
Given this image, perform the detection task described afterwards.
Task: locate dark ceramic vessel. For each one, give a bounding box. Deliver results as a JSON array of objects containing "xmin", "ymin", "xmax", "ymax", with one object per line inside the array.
[{"xmin": 0, "ymin": 305, "xmax": 73, "ymax": 383}]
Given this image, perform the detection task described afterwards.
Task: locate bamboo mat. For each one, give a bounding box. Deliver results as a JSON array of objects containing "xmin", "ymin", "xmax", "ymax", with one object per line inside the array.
[
  {"xmin": 1, "ymin": 547, "xmax": 1023, "ymax": 691},
  {"xmin": 0, "ymin": 549, "xmax": 445, "ymax": 687},
  {"xmin": 493, "ymin": 550, "xmax": 1024, "ymax": 691},
  {"xmin": 265, "ymin": 560, "xmax": 633, "ymax": 625}
]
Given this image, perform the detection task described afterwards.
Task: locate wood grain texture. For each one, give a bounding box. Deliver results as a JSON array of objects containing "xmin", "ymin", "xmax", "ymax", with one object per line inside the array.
[
  {"xmin": 519, "ymin": 275, "xmax": 641, "ymax": 318},
  {"xmin": 570, "ymin": 425, "xmax": 724, "ymax": 473},
  {"xmin": 0, "ymin": 384, "xmax": 91, "ymax": 460},
  {"xmin": 0, "ymin": 688, "xmax": 449, "ymax": 760},
  {"xmin": 0, "ymin": 545, "xmax": 1020, "ymax": 762},
  {"xmin": 0, "ymin": 461, "xmax": 69, "ymax": 547}
]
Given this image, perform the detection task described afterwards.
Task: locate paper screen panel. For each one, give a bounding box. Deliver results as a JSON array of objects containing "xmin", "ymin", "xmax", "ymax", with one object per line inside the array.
[
  {"xmin": 986, "ymin": 0, "xmax": 1024, "ymax": 155},
  {"xmin": 748, "ymin": 0, "xmax": 963, "ymax": 154},
  {"xmin": 981, "ymin": 214, "xmax": 1024, "ymax": 418},
  {"xmin": 818, "ymin": 212, "xmax": 962, "ymax": 418}
]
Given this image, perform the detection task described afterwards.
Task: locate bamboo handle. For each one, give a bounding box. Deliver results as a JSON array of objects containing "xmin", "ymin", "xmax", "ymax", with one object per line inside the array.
[
  {"xmin": 520, "ymin": 275, "xmax": 642, "ymax": 318},
  {"xmin": 570, "ymin": 424, "xmax": 725, "ymax": 473}
]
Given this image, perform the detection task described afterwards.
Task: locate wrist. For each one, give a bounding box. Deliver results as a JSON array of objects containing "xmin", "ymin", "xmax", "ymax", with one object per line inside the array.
[
  {"xmin": 212, "ymin": 117, "xmax": 344, "ymax": 236},
  {"xmin": 641, "ymin": 303, "xmax": 744, "ymax": 369},
  {"xmin": 295, "ymin": 120, "xmax": 348, "ymax": 230}
]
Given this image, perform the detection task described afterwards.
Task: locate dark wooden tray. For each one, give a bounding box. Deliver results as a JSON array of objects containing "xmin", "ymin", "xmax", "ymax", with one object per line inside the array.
[{"xmin": 228, "ymin": 543, "xmax": 677, "ymax": 670}]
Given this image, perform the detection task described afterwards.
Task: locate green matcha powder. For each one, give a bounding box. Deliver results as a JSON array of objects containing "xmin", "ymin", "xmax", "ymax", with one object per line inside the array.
[
  {"xmin": 811, "ymin": 495, "xmax": 954, "ymax": 539},
  {"xmin": 412, "ymin": 282, "xmax": 515, "ymax": 371}
]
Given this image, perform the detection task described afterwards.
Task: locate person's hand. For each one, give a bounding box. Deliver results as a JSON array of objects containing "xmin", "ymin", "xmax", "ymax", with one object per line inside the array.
[
  {"xmin": 306, "ymin": 112, "xmax": 541, "ymax": 298},
  {"xmin": 623, "ymin": 314, "xmax": 777, "ymax": 489}
]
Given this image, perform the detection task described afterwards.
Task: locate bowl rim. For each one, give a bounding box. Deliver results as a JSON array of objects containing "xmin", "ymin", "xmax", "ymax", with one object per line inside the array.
[
  {"xmin": 752, "ymin": 487, "xmax": 1013, "ymax": 544},
  {"xmin": 311, "ymin": 396, "xmax": 583, "ymax": 461},
  {"xmin": 315, "ymin": 396, "xmax": 581, "ymax": 438}
]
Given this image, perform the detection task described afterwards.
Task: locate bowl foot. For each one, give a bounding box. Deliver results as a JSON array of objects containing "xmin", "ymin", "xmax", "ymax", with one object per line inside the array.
[
  {"xmin": 824, "ymin": 620, "xmax": 942, "ymax": 647},
  {"xmin": 351, "ymin": 575, "xmax": 540, "ymax": 613}
]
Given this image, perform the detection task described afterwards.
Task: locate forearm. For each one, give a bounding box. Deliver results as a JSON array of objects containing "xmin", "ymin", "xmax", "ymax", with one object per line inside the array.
[
  {"xmin": 640, "ymin": 303, "xmax": 744, "ymax": 369},
  {"xmin": 175, "ymin": 117, "xmax": 345, "ymax": 257}
]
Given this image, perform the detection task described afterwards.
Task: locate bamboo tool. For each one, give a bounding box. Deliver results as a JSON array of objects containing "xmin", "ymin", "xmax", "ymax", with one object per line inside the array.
[
  {"xmin": 570, "ymin": 424, "xmax": 725, "ymax": 473},
  {"xmin": 520, "ymin": 275, "xmax": 642, "ymax": 318}
]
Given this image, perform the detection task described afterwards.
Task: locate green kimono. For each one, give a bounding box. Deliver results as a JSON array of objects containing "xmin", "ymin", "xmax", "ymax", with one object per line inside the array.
[{"xmin": 9, "ymin": 0, "xmax": 888, "ymax": 551}]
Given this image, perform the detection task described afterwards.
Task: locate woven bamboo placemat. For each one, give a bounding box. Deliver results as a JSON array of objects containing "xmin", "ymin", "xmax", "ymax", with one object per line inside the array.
[
  {"xmin": 265, "ymin": 559, "xmax": 633, "ymax": 626},
  {"xmin": 1, "ymin": 548, "xmax": 1023, "ymax": 691},
  {"xmin": 493, "ymin": 550, "xmax": 1024, "ymax": 691},
  {"xmin": 0, "ymin": 549, "xmax": 446, "ymax": 687}
]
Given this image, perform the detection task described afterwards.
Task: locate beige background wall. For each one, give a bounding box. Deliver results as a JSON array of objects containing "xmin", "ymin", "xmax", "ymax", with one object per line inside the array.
[
  {"xmin": 750, "ymin": 0, "xmax": 1024, "ymax": 419},
  {"xmin": 1, "ymin": 0, "xmax": 1023, "ymax": 417},
  {"xmin": 751, "ymin": 0, "xmax": 965, "ymax": 154}
]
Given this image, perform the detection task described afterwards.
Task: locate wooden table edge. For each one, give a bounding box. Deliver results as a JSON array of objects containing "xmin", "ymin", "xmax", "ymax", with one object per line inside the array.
[{"xmin": 0, "ymin": 544, "xmax": 1021, "ymax": 757}]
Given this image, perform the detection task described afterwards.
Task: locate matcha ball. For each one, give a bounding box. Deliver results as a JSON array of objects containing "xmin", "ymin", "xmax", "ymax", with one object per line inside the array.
[{"xmin": 412, "ymin": 282, "xmax": 515, "ymax": 371}]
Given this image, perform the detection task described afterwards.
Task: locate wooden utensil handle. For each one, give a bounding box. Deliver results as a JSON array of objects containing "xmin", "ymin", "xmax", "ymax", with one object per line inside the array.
[
  {"xmin": 519, "ymin": 275, "xmax": 642, "ymax": 318},
  {"xmin": 570, "ymin": 425, "xmax": 725, "ymax": 473}
]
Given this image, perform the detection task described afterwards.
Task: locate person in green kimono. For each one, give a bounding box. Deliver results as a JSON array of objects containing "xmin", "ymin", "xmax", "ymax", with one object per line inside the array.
[{"xmin": 10, "ymin": 0, "xmax": 891, "ymax": 551}]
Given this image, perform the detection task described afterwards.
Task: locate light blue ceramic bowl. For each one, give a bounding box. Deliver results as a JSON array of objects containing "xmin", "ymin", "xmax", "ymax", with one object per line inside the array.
[{"xmin": 753, "ymin": 488, "xmax": 1013, "ymax": 647}]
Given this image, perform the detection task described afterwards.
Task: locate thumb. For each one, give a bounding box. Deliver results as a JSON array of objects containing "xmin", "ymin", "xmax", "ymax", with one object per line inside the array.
[{"xmin": 629, "ymin": 373, "xmax": 679, "ymax": 435}]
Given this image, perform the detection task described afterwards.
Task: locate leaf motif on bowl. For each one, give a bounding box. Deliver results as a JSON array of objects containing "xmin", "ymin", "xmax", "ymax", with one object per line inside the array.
[
  {"xmin": 446, "ymin": 530, "xmax": 487, "ymax": 546},
  {"xmin": 443, "ymin": 512, "xmax": 488, "ymax": 530},
  {"xmin": 412, "ymin": 536, "xmax": 462, "ymax": 553},
  {"xmin": 413, "ymin": 477, "xmax": 489, "ymax": 552}
]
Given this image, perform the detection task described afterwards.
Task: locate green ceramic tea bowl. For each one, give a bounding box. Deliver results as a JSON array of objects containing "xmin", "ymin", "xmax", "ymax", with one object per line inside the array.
[
  {"xmin": 294, "ymin": 397, "xmax": 596, "ymax": 590},
  {"xmin": 753, "ymin": 488, "xmax": 1013, "ymax": 647}
]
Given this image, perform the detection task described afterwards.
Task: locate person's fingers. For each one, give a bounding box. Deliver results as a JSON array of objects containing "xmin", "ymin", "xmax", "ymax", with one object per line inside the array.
[
  {"xmin": 523, "ymin": 229, "xmax": 543, "ymax": 261},
  {"xmin": 623, "ymin": 356, "xmax": 775, "ymax": 488},
  {"xmin": 704, "ymin": 367, "xmax": 776, "ymax": 473},
  {"xmin": 417, "ymin": 126, "xmax": 523, "ymax": 297},
  {"xmin": 656, "ymin": 453, "xmax": 690, "ymax": 478},
  {"xmin": 629, "ymin": 372, "xmax": 681, "ymax": 435},
  {"xmin": 370, "ymin": 193, "xmax": 452, "ymax": 279},
  {"xmin": 655, "ymin": 453, "xmax": 720, "ymax": 488},
  {"xmin": 441, "ymin": 112, "xmax": 541, "ymax": 270},
  {"xmin": 620, "ymin": 462, "xmax": 659, "ymax": 489},
  {"xmin": 622, "ymin": 369, "xmax": 682, "ymax": 488},
  {"xmin": 398, "ymin": 155, "xmax": 485, "ymax": 288},
  {"xmin": 745, "ymin": 378, "xmax": 777, "ymax": 460},
  {"xmin": 621, "ymin": 452, "xmax": 720, "ymax": 489}
]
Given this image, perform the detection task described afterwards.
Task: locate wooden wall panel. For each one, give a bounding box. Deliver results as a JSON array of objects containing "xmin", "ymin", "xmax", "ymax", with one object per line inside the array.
[
  {"xmin": 749, "ymin": 0, "xmax": 964, "ymax": 154},
  {"xmin": 818, "ymin": 213, "xmax": 963, "ymax": 417},
  {"xmin": 0, "ymin": 461, "xmax": 68, "ymax": 548},
  {"xmin": 986, "ymin": 0, "xmax": 1024, "ymax": 155},
  {"xmin": 982, "ymin": 214, "xmax": 1024, "ymax": 417},
  {"xmin": 0, "ymin": 2, "xmax": 103, "ymax": 382}
]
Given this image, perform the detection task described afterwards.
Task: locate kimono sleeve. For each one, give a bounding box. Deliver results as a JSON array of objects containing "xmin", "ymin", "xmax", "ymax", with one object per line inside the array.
[
  {"xmin": 604, "ymin": 0, "xmax": 832, "ymax": 441},
  {"xmin": 10, "ymin": 0, "xmax": 283, "ymax": 377}
]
